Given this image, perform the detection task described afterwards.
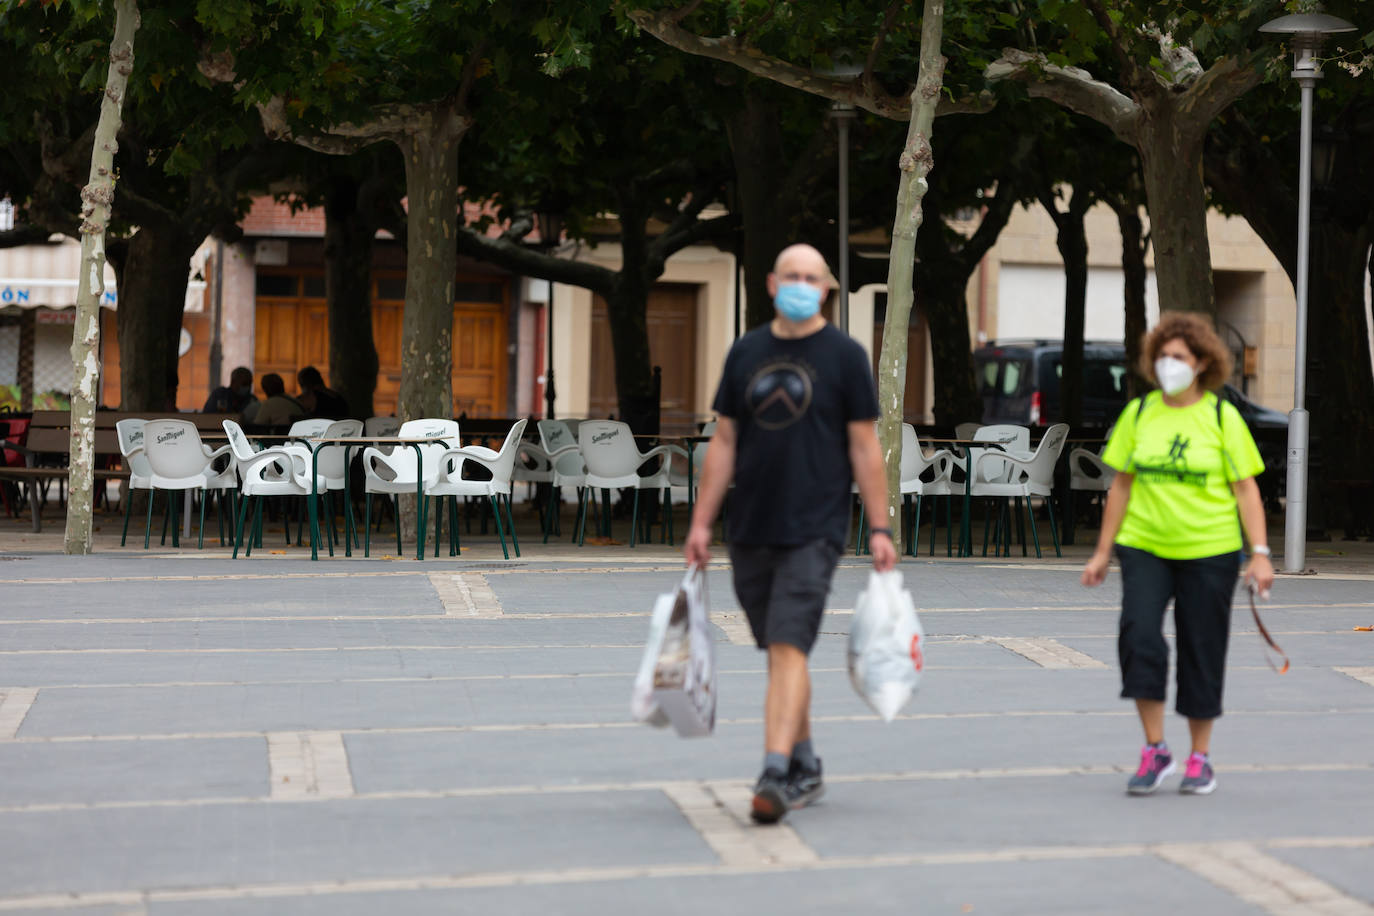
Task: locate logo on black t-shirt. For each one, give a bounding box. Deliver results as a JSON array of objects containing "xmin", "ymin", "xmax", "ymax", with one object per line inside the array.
[{"xmin": 745, "ymin": 359, "xmax": 813, "ymax": 430}]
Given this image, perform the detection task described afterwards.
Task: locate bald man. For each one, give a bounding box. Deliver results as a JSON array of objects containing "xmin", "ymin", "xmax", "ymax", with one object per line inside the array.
[{"xmin": 685, "ymin": 243, "xmax": 895, "ymax": 824}]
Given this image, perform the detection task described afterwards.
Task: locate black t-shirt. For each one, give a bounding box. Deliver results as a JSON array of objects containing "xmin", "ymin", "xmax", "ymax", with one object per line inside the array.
[{"xmin": 712, "ymin": 323, "xmax": 880, "ymax": 548}]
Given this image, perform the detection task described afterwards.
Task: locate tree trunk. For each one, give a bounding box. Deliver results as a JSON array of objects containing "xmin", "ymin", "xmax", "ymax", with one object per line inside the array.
[
  {"xmin": 726, "ymin": 93, "xmax": 797, "ymax": 331},
  {"xmin": 875, "ymin": 0, "xmax": 945, "ymax": 554},
  {"xmin": 392, "ymin": 106, "xmax": 464, "ymax": 543},
  {"xmin": 394, "ymin": 106, "xmax": 463, "ymax": 422},
  {"xmin": 1137, "ymin": 110, "xmax": 1215, "ymax": 316},
  {"xmin": 114, "ymin": 219, "xmax": 199, "ymax": 412},
  {"xmin": 1306, "ymin": 220, "xmax": 1374, "ymax": 523},
  {"xmin": 1114, "ymin": 202, "xmax": 1150, "ymax": 399},
  {"xmin": 604, "ymin": 277, "xmax": 657, "ymax": 434},
  {"xmin": 1043, "ymin": 187, "xmax": 1092, "ymax": 428},
  {"xmin": 323, "ymin": 176, "xmax": 379, "ymax": 420},
  {"xmin": 66, "ymin": 0, "xmax": 139, "ymax": 555}
]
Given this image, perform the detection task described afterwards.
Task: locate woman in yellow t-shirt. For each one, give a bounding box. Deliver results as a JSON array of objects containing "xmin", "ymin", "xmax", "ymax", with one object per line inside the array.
[{"xmin": 1082, "ymin": 312, "xmax": 1274, "ymax": 796}]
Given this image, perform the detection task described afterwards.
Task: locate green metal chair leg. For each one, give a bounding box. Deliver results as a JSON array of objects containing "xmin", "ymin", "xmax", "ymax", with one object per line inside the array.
[
  {"xmin": 232, "ymin": 494, "xmax": 251, "ymax": 559},
  {"xmin": 489, "ymin": 495, "xmax": 510, "ymax": 559},
  {"xmin": 1028, "ymin": 495, "xmax": 1044, "ymax": 558},
  {"xmin": 364, "ymin": 493, "xmax": 372, "ymax": 557},
  {"xmin": 393, "ymin": 495, "xmax": 403, "ymax": 556},
  {"xmin": 198, "ymin": 488, "xmax": 208, "ymax": 549},
  {"xmin": 121, "ymin": 485, "xmax": 134, "ymax": 547},
  {"xmin": 628, "ymin": 487, "xmax": 640, "ymax": 548},
  {"xmin": 1046, "ymin": 495, "xmax": 1062, "ymax": 557},
  {"xmin": 505, "ymin": 494, "xmax": 521, "ymax": 558}
]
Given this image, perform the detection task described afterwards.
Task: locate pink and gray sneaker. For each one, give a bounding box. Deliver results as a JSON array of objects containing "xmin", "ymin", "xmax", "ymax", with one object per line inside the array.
[
  {"xmin": 1126, "ymin": 743, "xmax": 1175, "ymax": 795},
  {"xmin": 1179, "ymin": 752, "xmax": 1217, "ymax": 795}
]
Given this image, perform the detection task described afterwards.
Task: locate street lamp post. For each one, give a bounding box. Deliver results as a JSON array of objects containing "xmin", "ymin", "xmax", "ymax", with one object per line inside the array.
[
  {"xmin": 831, "ymin": 100, "xmax": 856, "ymax": 334},
  {"xmin": 536, "ymin": 211, "xmax": 564, "ymax": 420},
  {"xmin": 1258, "ymin": 12, "xmax": 1356, "ymax": 574}
]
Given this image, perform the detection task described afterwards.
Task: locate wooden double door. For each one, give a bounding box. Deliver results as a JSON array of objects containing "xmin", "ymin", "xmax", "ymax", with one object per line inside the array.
[
  {"xmin": 588, "ymin": 284, "xmax": 699, "ymax": 435},
  {"xmin": 254, "ymin": 271, "xmax": 508, "ymax": 417}
]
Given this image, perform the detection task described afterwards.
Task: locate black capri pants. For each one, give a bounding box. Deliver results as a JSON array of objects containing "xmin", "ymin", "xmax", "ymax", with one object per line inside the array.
[{"xmin": 1115, "ymin": 545, "xmax": 1242, "ymax": 720}]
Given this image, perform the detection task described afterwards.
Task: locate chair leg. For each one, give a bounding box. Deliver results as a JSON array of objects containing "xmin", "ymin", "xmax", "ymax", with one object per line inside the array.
[
  {"xmin": 912, "ymin": 495, "xmax": 922, "ymax": 557},
  {"xmin": 1016, "ymin": 496, "xmax": 1028, "ymax": 557},
  {"xmin": 170, "ymin": 490, "xmax": 181, "ymax": 549},
  {"xmin": 198, "ymin": 488, "xmax": 208, "ymax": 549},
  {"xmin": 393, "ymin": 495, "xmax": 403, "ymax": 556},
  {"xmin": 628, "ymin": 487, "xmax": 640, "ymax": 549},
  {"xmin": 364, "ymin": 493, "xmax": 372, "ymax": 558},
  {"xmin": 1028, "ymin": 495, "xmax": 1044, "ymax": 559},
  {"xmin": 506, "ymin": 494, "xmax": 521, "ymax": 558},
  {"xmin": 232, "ymin": 494, "xmax": 251, "ymax": 559},
  {"xmin": 120, "ymin": 485, "xmax": 134, "ymax": 547},
  {"xmin": 1046, "ymin": 494, "xmax": 1062, "ymax": 558},
  {"xmin": 489, "ymin": 495, "xmax": 510, "ymax": 560},
  {"xmin": 855, "ymin": 501, "xmax": 866, "ymax": 556},
  {"xmin": 575, "ymin": 487, "xmax": 588, "ymax": 546},
  {"xmin": 159, "ymin": 490, "xmax": 171, "ymax": 546},
  {"xmin": 543, "ymin": 484, "xmax": 557, "ymax": 544},
  {"xmin": 144, "ymin": 488, "xmax": 156, "ymax": 550}
]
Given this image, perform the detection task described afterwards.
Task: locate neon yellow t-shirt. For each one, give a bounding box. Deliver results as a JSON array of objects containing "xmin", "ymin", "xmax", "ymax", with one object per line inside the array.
[{"xmin": 1101, "ymin": 391, "xmax": 1264, "ymax": 560}]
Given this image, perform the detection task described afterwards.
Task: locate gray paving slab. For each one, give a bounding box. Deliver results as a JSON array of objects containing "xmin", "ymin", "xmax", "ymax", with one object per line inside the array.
[
  {"xmin": 0, "ymin": 738, "xmax": 265, "ymax": 806},
  {"xmin": 0, "ymin": 636, "xmax": 1027, "ymax": 688},
  {"xmin": 0, "ymin": 792, "xmax": 715, "ymax": 897},
  {"xmin": 342, "ymin": 708, "xmax": 1374, "ymax": 795},
  {"xmin": 789, "ymin": 770, "xmax": 1374, "ymax": 857},
  {"xmin": 1, "ymin": 551, "xmax": 1370, "ymax": 911},
  {"xmin": 1, "ymin": 577, "xmax": 445, "ymax": 619},
  {"xmin": 17, "ymin": 660, "xmax": 1372, "ymax": 739},
  {"xmin": 0, "ymin": 616, "xmax": 655, "ymax": 651},
  {"xmin": 1270, "ymin": 846, "xmax": 1374, "ymax": 903},
  {"xmin": 146, "ymin": 855, "xmax": 1264, "ymax": 916}
]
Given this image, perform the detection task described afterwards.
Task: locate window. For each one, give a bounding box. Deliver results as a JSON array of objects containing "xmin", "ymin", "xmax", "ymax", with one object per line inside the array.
[
  {"xmin": 1000, "ymin": 361, "xmax": 1024, "ymax": 396},
  {"xmin": 255, "ymin": 274, "xmax": 297, "ymax": 297}
]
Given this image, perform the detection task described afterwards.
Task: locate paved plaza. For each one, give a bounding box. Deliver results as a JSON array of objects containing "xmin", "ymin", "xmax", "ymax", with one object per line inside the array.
[{"xmin": 1, "ymin": 519, "xmax": 1373, "ymax": 914}]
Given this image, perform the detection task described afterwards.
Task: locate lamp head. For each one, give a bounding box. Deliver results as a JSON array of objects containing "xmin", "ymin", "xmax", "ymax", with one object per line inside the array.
[{"xmin": 1260, "ymin": 12, "xmax": 1357, "ymax": 74}]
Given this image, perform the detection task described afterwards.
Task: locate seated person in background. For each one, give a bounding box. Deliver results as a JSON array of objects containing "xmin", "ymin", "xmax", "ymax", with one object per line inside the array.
[
  {"xmin": 163, "ymin": 369, "xmax": 181, "ymax": 412},
  {"xmin": 296, "ymin": 366, "xmax": 350, "ymax": 420},
  {"xmin": 244, "ymin": 372, "xmax": 304, "ymax": 428},
  {"xmin": 203, "ymin": 366, "xmax": 257, "ymax": 414}
]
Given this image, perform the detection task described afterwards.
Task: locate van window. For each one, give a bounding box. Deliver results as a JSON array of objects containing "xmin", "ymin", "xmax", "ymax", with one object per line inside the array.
[
  {"xmin": 1000, "ymin": 361, "xmax": 1023, "ymax": 396},
  {"xmin": 978, "ymin": 360, "xmax": 999, "ymax": 395}
]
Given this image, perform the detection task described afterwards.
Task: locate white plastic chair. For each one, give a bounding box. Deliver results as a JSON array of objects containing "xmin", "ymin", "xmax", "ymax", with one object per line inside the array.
[
  {"xmin": 1069, "ymin": 425, "xmax": 1116, "ymax": 493},
  {"xmin": 115, "ymin": 419, "xmax": 153, "ymax": 547},
  {"xmin": 361, "ymin": 418, "xmax": 459, "ymax": 557},
  {"xmin": 901, "ymin": 424, "xmax": 959, "ymax": 556},
  {"xmin": 141, "ymin": 419, "xmax": 236, "ymax": 550},
  {"xmin": 223, "ymin": 419, "xmax": 329, "ymax": 558},
  {"xmin": 576, "ymin": 420, "xmax": 687, "ymax": 547},
  {"xmin": 429, "ymin": 419, "xmax": 528, "ymax": 559},
  {"xmin": 302, "ymin": 418, "xmax": 362, "ymax": 548},
  {"xmin": 287, "ymin": 418, "xmax": 333, "ymax": 442},
  {"xmin": 972, "ymin": 423, "xmax": 1069, "ymax": 557},
  {"xmin": 538, "ymin": 419, "xmax": 587, "ymax": 542}
]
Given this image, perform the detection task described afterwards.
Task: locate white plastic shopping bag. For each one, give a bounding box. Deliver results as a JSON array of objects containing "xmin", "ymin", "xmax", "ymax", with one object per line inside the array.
[
  {"xmin": 631, "ymin": 590, "xmax": 674, "ymax": 728},
  {"xmin": 848, "ymin": 570, "xmax": 925, "ymax": 722},
  {"xmin": 631, "ymin": 565, "xmax": 717, "ymax": 737}
]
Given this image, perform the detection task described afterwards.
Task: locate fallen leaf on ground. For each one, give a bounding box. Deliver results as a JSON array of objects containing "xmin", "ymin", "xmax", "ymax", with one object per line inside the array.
[
  {"xmin": 269, "ymin": 550, "xmax": 287, "ymax": 555},
  {"xmin": 583, "ymin": 536, "xmax": 626, "ymax": 546},
  {"xmin": 1355, "ymin": 626, "xmax": 1373, "ymax": 632}
]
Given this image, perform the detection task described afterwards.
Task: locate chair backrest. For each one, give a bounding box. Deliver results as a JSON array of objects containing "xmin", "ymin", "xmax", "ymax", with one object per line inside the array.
[
  {"xmin": 379, "ymin": 418, "xmax": 459, "ymax": 480},
  {"xmin": 312, "ymin": 419, "xmax": 363, "ymax": 479},
  {"xmin": 955, "ymin": 422, "xmax": 981, "ymax": 441},
  {"xmin": 142, "ymin": 419, "xmax": 209, "ymax": 480},
  {"xmin": 222, "ymin": 419, "xmax": 258, "ymax": 462},
  {"xmin": 114, "ymin": 419, "xmax": 153, "ymax": 479},
  {"xmin": 287, "ymin": 418, "xmax": 332, "ymax": 439},
  {"xmin": 970, "ymin": 424, "xmax": 1030, "ymax": 484},
  {"xmin": 483, "ymin": 419, "xmax": 528, "ymax": 483},
  {"xmin": 1024, "ymin": 423, "xmax": 1070, "ymax": 486},
  {"xmin": 693, "ymin": 420, "xmax": 717, "ymax": 468},
  {"xmin": 363, "ymin": 416, "xmax": 399, "ymax": 437},
  {"xmin": 577, "ymin": 420, "xmax": 641, "ymax": 478},
  {"xmin": 537, "ymin": 419, "xmax": 577, "ymax": 455}
]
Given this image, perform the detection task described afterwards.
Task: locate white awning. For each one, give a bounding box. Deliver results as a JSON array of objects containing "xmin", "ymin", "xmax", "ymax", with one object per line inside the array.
[{"xmin": 0, "ymin": 235, "xmax": 206, "ymax": 312}]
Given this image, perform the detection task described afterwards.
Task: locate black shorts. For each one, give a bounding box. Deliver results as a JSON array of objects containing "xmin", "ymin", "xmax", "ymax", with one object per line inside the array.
[
  {"xmin": 1116, "ymin": 545, "xmax": 1241, "ymax": 719},
  {"xmin": 727, "ymin": 539, "xmax": 840, "ymax": 654}
]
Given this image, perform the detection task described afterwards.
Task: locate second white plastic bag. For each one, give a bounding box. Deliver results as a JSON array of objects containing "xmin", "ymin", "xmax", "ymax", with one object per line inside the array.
[{"xmin": 847, "ymin": 570, "xmax": 925, "ymax": 722}]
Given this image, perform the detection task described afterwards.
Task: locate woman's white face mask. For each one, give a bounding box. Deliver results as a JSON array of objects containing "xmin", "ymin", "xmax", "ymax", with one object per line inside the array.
[{"xmin": 1154, "ymin": 355, "xmax": 1196, "ymax": 396}]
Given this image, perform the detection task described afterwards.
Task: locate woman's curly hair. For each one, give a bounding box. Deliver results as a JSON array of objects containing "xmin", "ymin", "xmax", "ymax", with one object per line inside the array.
[{"xmin": 1140, "ymin": 311, "xmax": 1233, "ymax": 391}]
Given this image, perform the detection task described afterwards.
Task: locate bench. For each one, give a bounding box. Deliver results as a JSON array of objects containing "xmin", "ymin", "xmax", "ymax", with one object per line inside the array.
[{"xmin": 0, "ymin": 410, "xmax": 238, "ymax": 532}]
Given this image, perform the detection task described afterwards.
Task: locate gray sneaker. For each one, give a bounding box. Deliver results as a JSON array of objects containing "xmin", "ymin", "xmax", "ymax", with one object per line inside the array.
[
  {"xmin": 785, "ymin": 757, "xmax": 825, "ymax": 810},
  {"xmin": 1179, "ymin": 752, "xmax": 1217, "ymax": 795},
  {"xmin": 1127, "ymin": 744, "xmax": 1175, "ymax": 795}
]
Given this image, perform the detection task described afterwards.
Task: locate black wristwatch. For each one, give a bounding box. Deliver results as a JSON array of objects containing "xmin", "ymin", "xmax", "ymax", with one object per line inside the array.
[{"xmin": 868, "ymin": 527, "xmax": 893, "ymax": 539}]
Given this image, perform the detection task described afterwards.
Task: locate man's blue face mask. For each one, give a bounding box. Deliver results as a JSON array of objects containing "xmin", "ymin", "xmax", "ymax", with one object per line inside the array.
[{"xmin": 775, "ymin": 282, "xmax": 822, "ymax": 322}]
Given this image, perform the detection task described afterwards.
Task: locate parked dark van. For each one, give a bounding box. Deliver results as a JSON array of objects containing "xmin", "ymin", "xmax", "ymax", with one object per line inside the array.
[{"xmin": 974, "ymin": 340, "xmax": 1131, "ymax": 426}]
